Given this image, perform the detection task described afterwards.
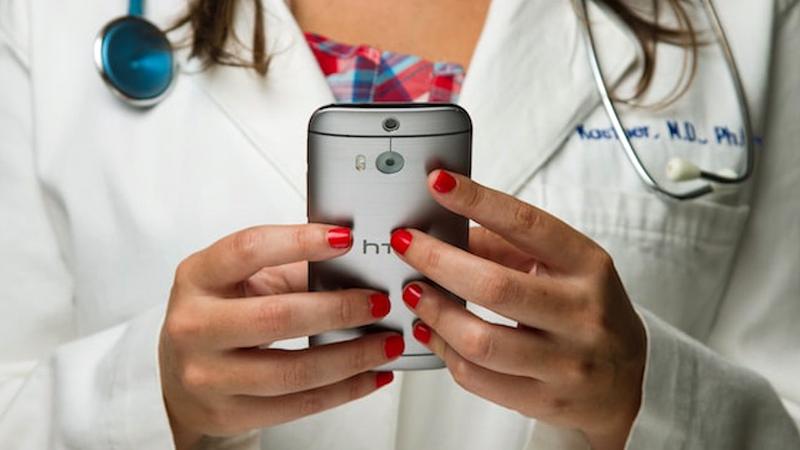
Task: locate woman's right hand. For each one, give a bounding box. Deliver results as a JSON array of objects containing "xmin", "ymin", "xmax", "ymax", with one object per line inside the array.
[{"xmin": 159, "ymin": 224, "xmax": 403, "ymax": 449}]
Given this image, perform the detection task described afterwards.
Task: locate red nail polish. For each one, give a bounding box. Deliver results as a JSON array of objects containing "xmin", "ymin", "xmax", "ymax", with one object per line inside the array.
[
  {"xmin": 390, "ymin": 229, "xmax": 412, "ymax": 255},
  {"xmin": 369, "ymin": 293, "xmax": 391, "ymax": 318},
  {"xmin": 327, "ymin": 227, "xmax": 352, "ymax": 249},
  {"xmin": 375, "ymin": 371, "xmax": 394, "ymax": 388},
  {"xmin": 384, "ymin": 335, "xmax": 405, "ymax": 359},
  {"xmin": 413, "ymin": 322, "xmax": 432, "ymax": 344},
  {"xmin": 402, "ymin": 284, "xmax": 422, "ymax": 309},
  {"xmin": 432, "ymin": 170, "xmax": 457, "ymax": 193}
]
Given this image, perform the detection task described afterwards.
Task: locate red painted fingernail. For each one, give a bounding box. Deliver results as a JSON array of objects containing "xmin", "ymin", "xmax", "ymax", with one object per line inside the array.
[
  {"xmin": 384, "ymin": 335, "xmax": 405, "ymax": 359},
  {"xmin": 375, "ymin": 371, "xmax": 394, "ymax": 388},
  {"xmin": 432, "ymin": 170, "xmax": 457, "ymax": 193},
  {"xmin": 390, "ymin": 229, "xmax": 412, "ymax": 255},
  {"xmin": 402, "ymin": 284, "xmax": 423, "ymax": 309},
  {"xmin": 413, "ymin": 322, "xmax": 431, "ymax": 344},
  {"xmin": 369, "ymin": 293, "xmax": 391, "ymax": 318},
  {"xmin": 327, "ymin": 227, "xmax": 352, "ymax": 249}
]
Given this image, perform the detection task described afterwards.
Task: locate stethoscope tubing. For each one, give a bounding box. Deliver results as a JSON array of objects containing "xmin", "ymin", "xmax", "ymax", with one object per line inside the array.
[
  {"xmin": 575, "ymin": 0, "xmax": 755, "ymax": 200},
  {"xmin": 98, "ymin": 0, "xmax": 755, "ymax": 201},
  {"xmin": 129, "ymin": 0, "xmax": 143, "ymax": 17}
]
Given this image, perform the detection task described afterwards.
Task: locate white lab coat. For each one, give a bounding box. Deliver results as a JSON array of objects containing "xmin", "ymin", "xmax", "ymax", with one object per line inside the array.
[{"xmin": 0, "ymin": 0, "xmax": 798, "ymax": 448}]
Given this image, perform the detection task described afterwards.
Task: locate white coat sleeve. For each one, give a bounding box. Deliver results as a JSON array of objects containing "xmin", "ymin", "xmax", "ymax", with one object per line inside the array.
[
  {"xmin": 0, "ymin": 2, "xmax": 174, "ymax": 448},
  {"xmin": 625, "ymin": 1, "xmax": 800, "ymax": 448}
]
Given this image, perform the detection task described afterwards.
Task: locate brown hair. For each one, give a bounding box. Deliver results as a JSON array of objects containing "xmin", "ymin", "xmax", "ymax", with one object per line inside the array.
[
  {"xmin": 171, "ymin": 0, "xmax": 699, "ymax": 103},
  {"xmin": 170, "ymin": 0, "xmax": 269, "ymax": 74},
  {"xmin": 599, "ymin": 0, "xmax": 699, "ymax": 105}
]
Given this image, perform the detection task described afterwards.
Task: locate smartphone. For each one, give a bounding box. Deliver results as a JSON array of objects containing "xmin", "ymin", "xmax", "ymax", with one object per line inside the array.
[{"xmin": 307, "ymin": 103, "xmax": 472, "ymax": 370}]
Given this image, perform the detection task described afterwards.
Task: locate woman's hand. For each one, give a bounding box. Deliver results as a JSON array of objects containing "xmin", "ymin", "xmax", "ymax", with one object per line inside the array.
[
  {"xmin": 160, "ymin": 224, "xmax": 403, "ymax": 450},
  {"xmin": 391, "ymin": 171, "xmax": 647, "ymax": 450}
]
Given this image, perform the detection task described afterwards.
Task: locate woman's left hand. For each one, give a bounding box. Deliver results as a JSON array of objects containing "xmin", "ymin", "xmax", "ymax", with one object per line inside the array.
[{"xmin": 391, "ymin": 170, "xmax": 647, "ymax": 450}]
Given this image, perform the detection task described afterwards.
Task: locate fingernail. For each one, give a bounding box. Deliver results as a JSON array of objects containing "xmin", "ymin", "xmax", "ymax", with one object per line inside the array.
[
  {"xmin": 402, "ymin": 284, "xmax": 423, "ymax": 309},
  {"xmin": 390, "ymin": 229, "xmax": 412, "ymax": 255},
  {"xmin": 413, "ymin": 322, "xmax": 432, "ymax": 344},
  {"xmin": 384, "ymin": 335, "xmax": 405, "ymax": 359},
  {"xmin": 432, "ymin": 170, "xmax": 457, "ymax": 193},
  {"xmin": 369, "ymin": 293, "xmax": 391, "ymax": 318},
  {"xmin": 327, "ymin": 227, "xmax": 352, "ymax": 249},
  {"xmin": 375, "ymin": 371, "xmax": 394, "ymax": 388}
]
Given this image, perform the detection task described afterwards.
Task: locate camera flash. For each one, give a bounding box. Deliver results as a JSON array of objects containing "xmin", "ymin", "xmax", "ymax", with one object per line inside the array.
[{"xmin": 355, "ymin": 154, "xmax": 366, "ymax": 171}]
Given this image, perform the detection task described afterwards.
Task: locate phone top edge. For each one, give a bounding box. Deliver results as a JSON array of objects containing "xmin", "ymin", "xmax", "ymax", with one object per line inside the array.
[
  {"xmin": 308, "ymin": 129, "xmax": 470, "ymax": 139},
  {"xmin": 308, "ymin": 103, "xmax": 472, "ymax": 137}
]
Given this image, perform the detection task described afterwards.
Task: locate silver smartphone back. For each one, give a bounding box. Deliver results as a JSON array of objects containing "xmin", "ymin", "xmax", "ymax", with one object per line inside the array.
[{"xmin": 307, "ymin": 104, "xmax": 472, "ymax": 370}]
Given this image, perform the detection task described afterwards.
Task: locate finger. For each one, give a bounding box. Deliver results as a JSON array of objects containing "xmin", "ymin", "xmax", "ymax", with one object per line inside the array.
[
  {"xmin": 412, "ymin": 320, "xmax": 550, "ymax": 418},
  {"xmin": 428, "ymin": 170, "xmax": 592, "ymax": 272},
  {"xmin": 216, "ymin": 332, "xmax": 404, "ymax": 396},
  {"xmin": 243, "ymin": 261, "xmax": 308, "ymax": 297},
  {"xmin": 469, "ymin": 227, "xmax": 541, "ymax": 273},
  {"xmin": 229, "ymin": 370, "xmax": 394, "ymax": 431},
  {"xmin": 402, "ymin": 282, "xmax": 563, "ymax": 381},
  {"xmin": 182, "ymin": 224, "xmax": 352, "ymax": 294},
  {"xmin": 391, "ymin": 228, "xmax": 578, "ymax": 330},
  {"xmin": 197, "ymin": 289, "xmax": 392, "ymax": 349}
]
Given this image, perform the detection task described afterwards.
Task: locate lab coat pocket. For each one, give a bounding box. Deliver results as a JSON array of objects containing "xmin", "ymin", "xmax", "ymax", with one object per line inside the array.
[{"xmin": 519, "ymin": 183, "xmax": 750, "ymax": 341}]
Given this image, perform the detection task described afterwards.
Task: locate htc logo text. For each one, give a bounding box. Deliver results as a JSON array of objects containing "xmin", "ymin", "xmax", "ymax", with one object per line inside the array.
[{"xmin": 362, "ymin": 239, "xmax": 392, "ymax": 255}]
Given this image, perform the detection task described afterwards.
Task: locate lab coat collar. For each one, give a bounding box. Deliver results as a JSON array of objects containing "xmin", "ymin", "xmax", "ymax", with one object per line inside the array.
[
  {"xmin": 182, "ymin": 0, "xmax": 638, "ymax": 197},
  {"xmin": 181, "ymin": 0, "xmax": 334, "ymax": 200},
  {"xmin": 459, "ymin": 0, "xmax": 639, "ymax": 193}
]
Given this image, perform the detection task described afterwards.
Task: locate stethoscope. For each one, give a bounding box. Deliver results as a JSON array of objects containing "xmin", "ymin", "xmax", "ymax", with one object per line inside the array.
[
  {"xmin": 94, "ymin": 0, "xmax": 175, "ymax": 107},
  {"xmin": 95, "ymin": 0, "xmax": 755, "ymax": 201},
  {"xmin": 575, "ymin": 0, "xmax": 755, "ymax": 200}
]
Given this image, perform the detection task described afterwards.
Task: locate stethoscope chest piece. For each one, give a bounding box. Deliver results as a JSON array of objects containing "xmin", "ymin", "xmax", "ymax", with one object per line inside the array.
[{"xmin": 94, "ymin": 16, "xmax": 175, "ymax": 107}]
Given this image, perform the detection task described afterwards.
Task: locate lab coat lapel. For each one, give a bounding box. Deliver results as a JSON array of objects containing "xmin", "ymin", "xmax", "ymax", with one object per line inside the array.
[
  {"xmin": 184, "ymin": 0, "xmax": 334, "ymax": 199},
  {"xmin": 177, "ymin": 0, "xmax": 638, "ymax": 199},
  {"xmin": 459, "ymin": 0, "xmax": 639, "ymax": 194}
]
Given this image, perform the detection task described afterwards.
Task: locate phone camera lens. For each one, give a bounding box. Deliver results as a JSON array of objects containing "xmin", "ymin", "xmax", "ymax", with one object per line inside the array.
[
  {"xmin": 382, "ymin": 117, "xmax": 400, "ymax": 132},
  {"xmin": 376, "ymin": 151, "xmax": 404, "ymax": 174}
]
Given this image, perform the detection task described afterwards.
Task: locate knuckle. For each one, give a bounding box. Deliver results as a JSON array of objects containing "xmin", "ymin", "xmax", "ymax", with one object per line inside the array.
[
  {"xmin": 423, "ymin": 247, "xmax": 443, "ymax": 272},
  {"xmin": 425, "ymin": 295, "xmax": 444, "ymax": 328},
  {"xmin": 579, "ymin": 302, "xmax": 613, "ymax": 342},
  {"xmin": 297, "ymin": 392, "xmax": 325, "ymax": 417},
  {"xmin": 478, "ymin": 270, "xmax": 516, "ymax": 307},
  {"xmin": 539, "ymin": 393, "xmax": 571, "ymax": 418},
  {"xmin": 173, "ymin": 258, "xmax": 194, "ymax": 287},
  {"xmin": 448, "ymin": 357, "xmax": 475, "ymax": 390},
  {"xmin": 565, "ymin": 355, "xmax": 597, "ymax": 384},
  {"xmin": 347, "ymin": 342, "xmax": 370, "ymax": 371},
  {"xmin": 348, "ymin": 376, "xmax": 367, "ymax": 401},
  {"xmin": 591, "ymin": 247, "xmax": 616, "ymax": 277},
  {"xmin": 335, "ymin": 295, "xmax": 356, "ymax": 325},
  {"xmin": 291, "ymin": 226, "xmax": 313, "ymax": 256},
  {"xmin": 257, "ymin": 301, "xmax": 292, "ymax": 338},
  {"xmin": 512, "ymin": 203, "xmax": 543, "ymax": 232},
  {"xmin": 462, "ymin": 183, "xmax": 485, "ymax": 211},
  {"xmin": 181, "ymin": 362, "xmax": 215, "ymax": 392},
  {"xmin": 281, "ymin": 357, "xmax": 313, "ymax": 391},
  {"xmin": 164, "ymin": 312, "xmax": 203, "ymax": 345},
  {"xmin": 229, "ymin": 228, "xmax": 262, "ymax": 264},
  {"xmin": 460, "ymin": 326, "xmax": 495, "ymax": 364}
]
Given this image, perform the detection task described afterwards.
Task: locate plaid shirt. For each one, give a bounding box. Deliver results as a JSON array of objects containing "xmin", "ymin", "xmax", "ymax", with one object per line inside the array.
[{"xmin": 305, "ymin": 32, "xmax": 465, "ymax": 103}]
